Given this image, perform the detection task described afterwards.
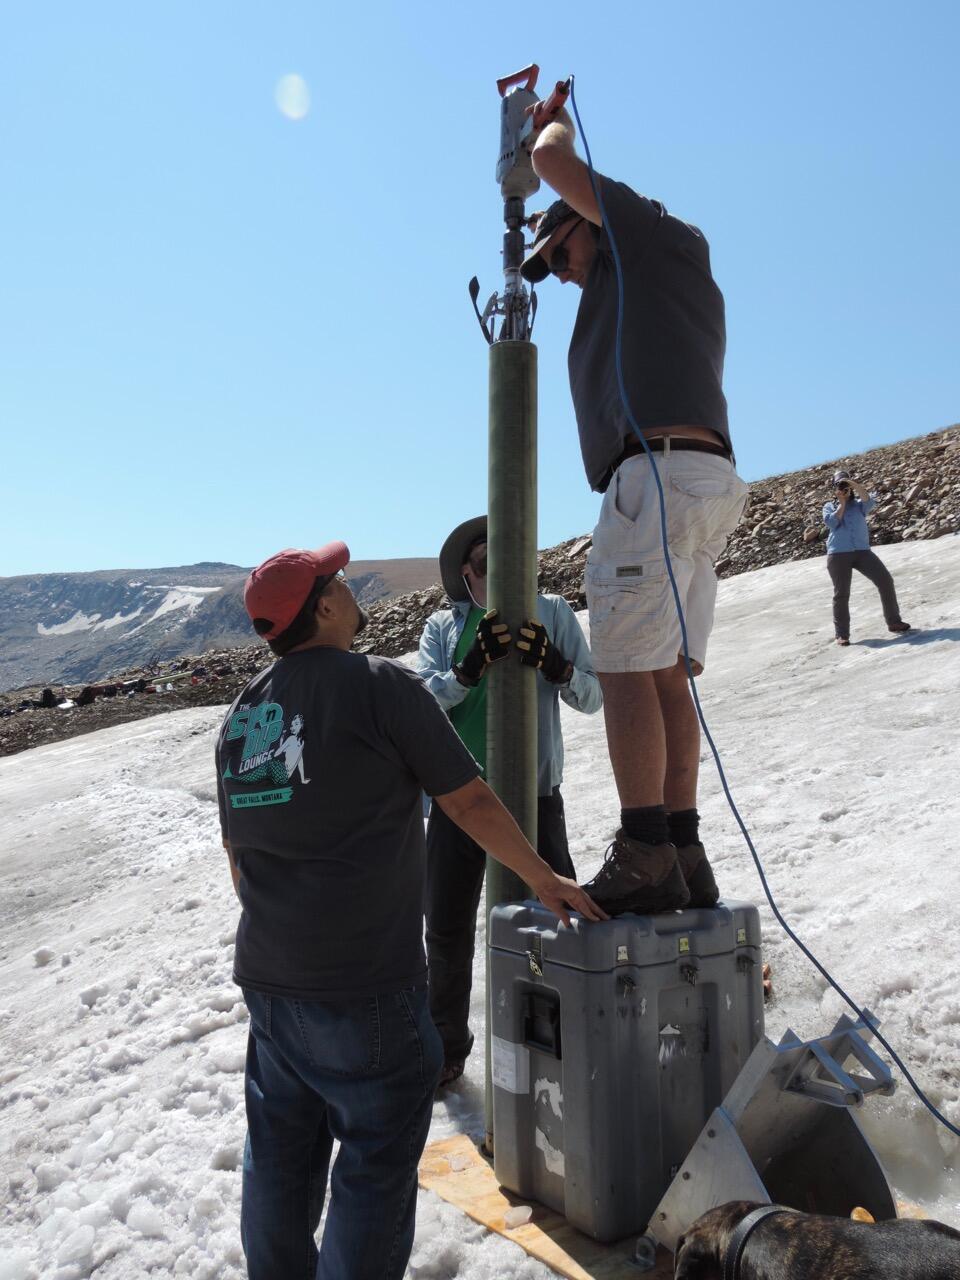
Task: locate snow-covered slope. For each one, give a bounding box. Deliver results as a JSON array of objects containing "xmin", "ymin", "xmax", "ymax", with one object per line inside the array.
[{"xmin": 1, "ymin": 537, "xmax": 959, "ymax": 1278}]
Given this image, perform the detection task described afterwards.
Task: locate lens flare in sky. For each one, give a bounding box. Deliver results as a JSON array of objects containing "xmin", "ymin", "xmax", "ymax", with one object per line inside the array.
[{"xmin": 275, "ymin": 73, "xmax": 310, "ymax": 121}]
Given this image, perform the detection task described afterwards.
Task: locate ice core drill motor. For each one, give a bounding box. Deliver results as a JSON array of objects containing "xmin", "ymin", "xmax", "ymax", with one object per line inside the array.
[
  {"xmin": 472, "ymin": 65, "xmax": 570, "ymax": 1150},
  {"xmin": 470, "ymin": 65, "xmax": 570, "ymax": 344}
]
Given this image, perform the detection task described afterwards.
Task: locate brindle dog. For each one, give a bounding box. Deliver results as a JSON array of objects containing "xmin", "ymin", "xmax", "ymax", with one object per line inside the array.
[{"xmin": 674, "ymin": 1199, "xmax": 960, "ymax": 1280}]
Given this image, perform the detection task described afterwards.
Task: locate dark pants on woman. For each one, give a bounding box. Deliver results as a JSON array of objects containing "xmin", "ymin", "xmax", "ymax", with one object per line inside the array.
[
  {"xmin": 425, "ymin": 786, "xmax": 574, "ymax": 1064},
  {"xmin": 827, "ymin": 549, "xmax": 904, "ymax": 639}
]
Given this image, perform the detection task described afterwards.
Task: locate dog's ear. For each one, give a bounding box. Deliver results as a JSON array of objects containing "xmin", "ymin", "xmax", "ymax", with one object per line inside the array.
[{"xmin": 674, "ymin": 1233, "xmax": 721, "ymax": 1280}]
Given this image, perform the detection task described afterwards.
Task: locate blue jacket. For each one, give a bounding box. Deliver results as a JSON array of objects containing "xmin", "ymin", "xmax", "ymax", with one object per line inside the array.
[
  {"xmin": 415, "ymin": 594, "xmax": 602, "ymax": 796},
  {"xmin": 822, "ymin": 495, "xmax": 877, "ymax": 553}
]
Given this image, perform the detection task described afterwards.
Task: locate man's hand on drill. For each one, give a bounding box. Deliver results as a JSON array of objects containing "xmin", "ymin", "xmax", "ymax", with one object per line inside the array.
[
  {"xmin": 523, "ymin": 102, "xmax": 576, "ymax": 150},
  {"xmin": 453, "ymin": 610, "xmax": 512, "ymax": 686},
  {"xmin": 517, "ymin": 619, "xmax": 573, "ymax": 684}
]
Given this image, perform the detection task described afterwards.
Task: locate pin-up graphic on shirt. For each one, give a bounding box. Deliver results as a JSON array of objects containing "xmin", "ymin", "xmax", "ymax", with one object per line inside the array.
[
  {"xmin": 221, "ymin": 702, "xmax": 309, "ymax": 808},
  {"xmin": 275, "ymin": 714, "xmax": 310, "ymax": 784}
]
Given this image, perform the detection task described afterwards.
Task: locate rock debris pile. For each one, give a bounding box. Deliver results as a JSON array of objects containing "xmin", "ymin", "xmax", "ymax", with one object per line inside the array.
[
  {"xmin": 2, "ymin": 425, "xmax": 957, "ymax": 758},
  {"xmin": 0, "ymin": 652, "xmax": 270, "ymax": 758},
  {"xmin": 356, "ymin": 423, "xmax": 960, "ymax": 654},
  {"xmin": 714, "ymin": 424, "xmax": 960, "ymax": 578}
]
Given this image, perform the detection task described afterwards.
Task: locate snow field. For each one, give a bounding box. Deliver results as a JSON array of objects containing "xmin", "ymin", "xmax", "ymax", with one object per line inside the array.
[{"xmin": 1, "ymin": 536, "xmax": 959, "ymax": 1276}]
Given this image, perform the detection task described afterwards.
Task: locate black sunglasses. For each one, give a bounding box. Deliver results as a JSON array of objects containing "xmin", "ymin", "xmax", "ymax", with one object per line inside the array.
[
  {"xmin": 548, "ymin": 218, "xmax": 585, "ymax": 276},
  {"xmin": 316, "ymin": 568, "xmax": 347, "ymax": 593}
]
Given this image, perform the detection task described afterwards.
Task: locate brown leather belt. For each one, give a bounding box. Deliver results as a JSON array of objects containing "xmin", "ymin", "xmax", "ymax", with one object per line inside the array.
[{"xmin": 613, "ymin": 436, "xmax": 731, "ymax": 472}]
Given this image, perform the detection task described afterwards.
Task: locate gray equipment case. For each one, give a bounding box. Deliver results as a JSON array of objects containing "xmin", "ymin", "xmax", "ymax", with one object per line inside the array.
[{"xmin": 489, "ymin": 900, "xmax": 764, "ymax": 1242}]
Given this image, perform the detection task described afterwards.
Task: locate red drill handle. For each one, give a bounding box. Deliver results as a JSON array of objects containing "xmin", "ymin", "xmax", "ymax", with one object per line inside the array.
[
  {"xmin": 530, "ymin": 77, "xmax": 571, "ymax": 129},
  {"xmin": 497, "ymin": 64, "xmax": 540, "ymax": 97}
]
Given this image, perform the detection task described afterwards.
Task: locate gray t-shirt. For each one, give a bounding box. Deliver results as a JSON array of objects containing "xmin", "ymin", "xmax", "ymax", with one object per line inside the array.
[
  {"xmin": 569, "ymin": 174, "xmax": 732, "ymax": 492},
  {"xmin": 216, "ymin": 647, "xmax": 480, "ymax": 999}
]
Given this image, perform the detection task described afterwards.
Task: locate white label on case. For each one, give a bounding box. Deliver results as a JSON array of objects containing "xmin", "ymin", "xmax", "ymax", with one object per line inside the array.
[{"xmin": 492, "ymin": 1035, "xmax": 530, "ymax": 1094}]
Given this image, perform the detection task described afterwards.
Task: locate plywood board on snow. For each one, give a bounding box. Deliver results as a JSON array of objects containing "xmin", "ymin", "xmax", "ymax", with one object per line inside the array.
[{"xmin": 419, "ymin": 1134, "xmax": 673, "ymax": 1279}]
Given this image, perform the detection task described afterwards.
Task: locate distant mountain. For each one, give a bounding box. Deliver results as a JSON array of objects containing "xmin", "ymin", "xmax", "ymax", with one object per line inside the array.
[
  {"xmin": 0, "ymin": 557, "xmax": 438, "ymax": 691},
  {"xmin": 9, "ymin": 422, "xmax": 958, "ymax": 696}
]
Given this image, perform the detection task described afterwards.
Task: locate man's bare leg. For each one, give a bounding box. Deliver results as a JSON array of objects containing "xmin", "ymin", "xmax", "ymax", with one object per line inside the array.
[
  {"xmin": 654, "ymin": 658, "xmax": 718, "ymax": 906},
  {"xmin": 653, "ymin": 658, "xmax": 700, "ymax": 811},
  {"xmin": 585, "ymin": 669, "xmax": 690, "ymax": 913},
  {"xmin": 597, "ymin": 671, "xmax": 666, "ymax": 808}
]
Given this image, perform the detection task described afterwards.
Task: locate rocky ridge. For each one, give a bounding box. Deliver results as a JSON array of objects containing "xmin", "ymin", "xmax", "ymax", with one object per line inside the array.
[
  {"xmin": 354, "ymin": 422, "xmax": 960, "ymax": 655},
  {"xmin": 2, "ymin": 424, "xmax": 957, "ymax": 759},
  {"xmin": 0, "ymin": 558, "xmax": 439, "ymax": 693}
]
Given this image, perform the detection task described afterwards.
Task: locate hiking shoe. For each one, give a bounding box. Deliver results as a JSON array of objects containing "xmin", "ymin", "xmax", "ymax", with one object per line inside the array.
[
  {"xmin": 836, "ymin": 637, "xmax": 850, "ymax": 647},
  {"xmin": 675, "ymin": 842, "xmax": 720, "ymax": 908},
  {"xmin": 888, "ymin": 621, "xmax": 911, "ymax": 633},
  {"xmin": 437, "ymin": 1060, "xmax": 465, "ymax": 1090},
  {"xmin": 581, "ymin": 832, "xmax": 690, "ymax": 916}
]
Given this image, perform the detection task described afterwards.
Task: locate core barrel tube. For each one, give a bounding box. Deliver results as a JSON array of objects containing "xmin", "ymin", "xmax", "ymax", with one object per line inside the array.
[
  {"xmin": 486, "ymin": 339, "xmax": 538, "ymax": 874},
  {"xmin": 484, "ymin": 338, "xmax": 538, "ymax": 1145}
]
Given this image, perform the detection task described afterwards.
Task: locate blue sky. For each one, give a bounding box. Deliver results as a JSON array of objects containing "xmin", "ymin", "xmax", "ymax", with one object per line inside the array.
[{"xmin": 1, "ymin": 2, "xmax": 957, "ymax": 576}]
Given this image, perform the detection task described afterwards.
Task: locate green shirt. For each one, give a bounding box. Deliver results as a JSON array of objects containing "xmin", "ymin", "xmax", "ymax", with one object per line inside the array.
[{"xmin": 448, "ymin": 605, "xmax": 486, "ymax": 773}]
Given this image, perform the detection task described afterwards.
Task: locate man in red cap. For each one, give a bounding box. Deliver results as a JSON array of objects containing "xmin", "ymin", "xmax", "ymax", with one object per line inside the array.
[{"xmin": 216, "ymin": 542, "xmax": 604, "ymax": 1280}]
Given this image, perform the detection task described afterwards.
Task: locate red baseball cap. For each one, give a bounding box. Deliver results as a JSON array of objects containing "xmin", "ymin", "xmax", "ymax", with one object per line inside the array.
[{"xmin": 244, "ymin": 542, "xmax": 350, "ymax": 640}]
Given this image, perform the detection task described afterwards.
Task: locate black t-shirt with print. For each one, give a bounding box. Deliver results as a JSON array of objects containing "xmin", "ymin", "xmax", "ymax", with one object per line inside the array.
[
  {"xmin": 569, "ymin": 174, "xmax": 732, "ymax": 492},
  {"xmin": 216, "ymin": 647, "xmax": 480, "ymax": 999}
]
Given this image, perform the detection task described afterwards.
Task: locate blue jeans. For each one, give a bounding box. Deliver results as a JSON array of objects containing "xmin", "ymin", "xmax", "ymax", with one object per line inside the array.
[{"xmin": 240, "ymin": 985, "xmax": 442, "ymax": 1280}]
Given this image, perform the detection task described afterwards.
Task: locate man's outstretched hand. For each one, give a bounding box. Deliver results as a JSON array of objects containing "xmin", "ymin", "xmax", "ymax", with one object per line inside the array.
[
  {"xmin": 434, "ymin": 777, "xmax": 608, "ymax": 927},
  {"xmin": 533, "ymin": 872, "xmax": 608, "ymax": 928}
]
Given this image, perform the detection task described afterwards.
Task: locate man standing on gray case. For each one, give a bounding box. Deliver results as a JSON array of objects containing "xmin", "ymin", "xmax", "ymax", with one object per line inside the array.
[
  {"xmin": 520, "ymin": 110, "xmax": 748, "ymax": 918},
  {"xmin": 216, "ymin": 541, "xmax": 604, "ymax": 1280},
  {"xmin": 823, "ymin": 469, "xmax": 911, "ymax": 646}
]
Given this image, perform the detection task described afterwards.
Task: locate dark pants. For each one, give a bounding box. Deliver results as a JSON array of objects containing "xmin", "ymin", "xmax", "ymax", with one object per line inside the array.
[
  {"xmin": 425, "ymin": 786, "xmax": 574, "ymax": 1064},
  {"xmin": 827, "ymin": 549, "xmax": 903, "ymax": 639},
  {"xmin": 240, "ymin": 986, "xmax": 442, "ymax": 1280}
]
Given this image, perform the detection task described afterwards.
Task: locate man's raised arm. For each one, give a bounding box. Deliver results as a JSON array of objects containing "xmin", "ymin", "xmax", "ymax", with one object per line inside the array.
[
  {"xmin": 435, "ymin": 776, "xmax": 607, "ymax": 926},
  {"xmin": 530, "ymin": 110, "xmax": 601, "ymax": 226}
]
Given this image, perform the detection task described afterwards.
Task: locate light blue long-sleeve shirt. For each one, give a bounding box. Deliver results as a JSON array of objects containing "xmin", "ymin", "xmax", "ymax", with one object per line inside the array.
[
  {"xmin": 822, "ymin": 494, "xmax": 877, "ymax": 553},
  {"xmin": 415, "ymin": 594, "xmax": 602, "ymax": 796}
]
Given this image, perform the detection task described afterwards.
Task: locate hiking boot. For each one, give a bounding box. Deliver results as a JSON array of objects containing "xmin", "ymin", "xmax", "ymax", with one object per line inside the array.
[
  {"xmin": 888, "ymin": 620, "xmax": 911, "ymax": 633},
  {"xmin": 675, "ymin": 842, "xmax": 720, "ymax": 908},
  {"xmin": 436, "ymin": 1060, "xmax": 465, "ymax": 1090},
  {"xmin": 836, "ymin": 637, "xmax": 850, "ymax": 647},
  {"xmin": 581, "ymin": 832, "xmax": 690, "ymax": 916}
]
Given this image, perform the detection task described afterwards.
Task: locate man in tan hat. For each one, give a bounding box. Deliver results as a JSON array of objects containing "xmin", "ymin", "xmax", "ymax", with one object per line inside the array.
[
  {"xmin": 518, "ymin": 111, "xmax": 748, "ymax": 919},
  {"xmin": 217, "ymin": 541, "xmax": 605, "ymax": 1280},
  {"xmin": 416, "ymin": 516, "xmax": 602, "ymax": 1086}
]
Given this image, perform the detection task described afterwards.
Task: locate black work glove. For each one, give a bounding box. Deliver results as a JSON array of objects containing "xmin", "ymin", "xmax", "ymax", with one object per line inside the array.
[
  {"xmin": 516, "ymin": 619, "xmax": 573, "ymax": 684},
  {"xmin": 454, "ymin": 609, "xmax": 512, "ymax": 686}
]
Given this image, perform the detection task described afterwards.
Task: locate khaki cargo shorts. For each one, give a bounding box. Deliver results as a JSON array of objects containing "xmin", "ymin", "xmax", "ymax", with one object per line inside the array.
[{"xmin": 585, "ymin": 450, "xmax": 748, "ymax": 673}]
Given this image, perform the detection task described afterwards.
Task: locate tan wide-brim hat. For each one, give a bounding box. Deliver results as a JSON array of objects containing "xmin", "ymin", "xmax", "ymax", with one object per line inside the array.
[{"xmin": 439, "ymin": 516, "xmax": 487, "ymax": 602}]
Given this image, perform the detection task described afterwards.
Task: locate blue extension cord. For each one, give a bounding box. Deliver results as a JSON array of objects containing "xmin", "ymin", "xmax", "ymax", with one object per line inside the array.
[{"xmin": 567, "ymin": 75, "xmax": 960, "ymax": 1143}]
